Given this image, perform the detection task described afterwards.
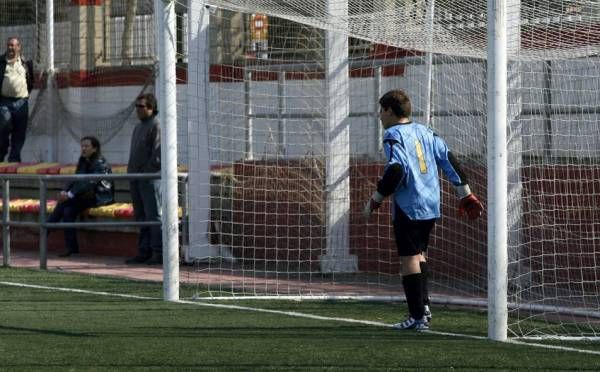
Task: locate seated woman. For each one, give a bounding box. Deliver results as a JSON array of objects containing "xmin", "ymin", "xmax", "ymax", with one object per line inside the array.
[{"xmin": 48, "ymin": 136, "xmax": 114, "ymax": 257}]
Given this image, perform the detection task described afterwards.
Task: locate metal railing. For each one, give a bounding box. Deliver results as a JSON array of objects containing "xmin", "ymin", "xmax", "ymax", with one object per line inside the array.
[{"xmin": 1, "ymin": 172, "xmax": 188, "ymax": 269}]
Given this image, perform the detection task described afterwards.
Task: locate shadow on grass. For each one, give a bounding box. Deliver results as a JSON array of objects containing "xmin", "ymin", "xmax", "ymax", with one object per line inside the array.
[{"xmin": 0, "ymin": 325, "xmax": 95, "ymax": 337}]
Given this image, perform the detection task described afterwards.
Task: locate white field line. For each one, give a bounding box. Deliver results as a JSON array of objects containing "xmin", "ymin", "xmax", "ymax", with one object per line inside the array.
[{"xmin": 2, "ymin": 281, "xmax": 600, "ymax": 356}]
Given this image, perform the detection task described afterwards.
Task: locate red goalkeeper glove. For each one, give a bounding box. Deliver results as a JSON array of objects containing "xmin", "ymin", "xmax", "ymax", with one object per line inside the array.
[
  {"xmin": 363, "ymin": 191, "xmax": 384, "ymax": 219},
  {"xmin": 458, "ymin": 193, "xmax": 483, "ymax": 220},
  {"xmin": 454, "ymin": 184, "xmax": 483, "ymax": 220}
]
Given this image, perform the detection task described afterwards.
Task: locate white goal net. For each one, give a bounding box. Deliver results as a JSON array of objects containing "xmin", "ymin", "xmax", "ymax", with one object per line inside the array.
[
  {"xmin": 6, "ymin": 0, "xmax": 599, "ymax": 340},
  {"xmin": 183, "ymin": 0, "xmax": 600, "ymax": 340}
]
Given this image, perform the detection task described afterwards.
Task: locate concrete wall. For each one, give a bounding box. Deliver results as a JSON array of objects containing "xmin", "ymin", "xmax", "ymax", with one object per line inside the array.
[{"xmin": 16, "ymin": 57, "xmax": 600, "ymax": 165}]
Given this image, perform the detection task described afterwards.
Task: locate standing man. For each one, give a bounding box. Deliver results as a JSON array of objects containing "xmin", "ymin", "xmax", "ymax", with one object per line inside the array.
[
  {"xmin": 364, "ymin": 89, "xmax": 483, "ymax": 330},
  {"xmin": 125, "ymin": 93, "xmax": 163, "ymax": 265},
  {"xmin": 0, "ymin": 37, "xmax": 34, "ymax": 162}
]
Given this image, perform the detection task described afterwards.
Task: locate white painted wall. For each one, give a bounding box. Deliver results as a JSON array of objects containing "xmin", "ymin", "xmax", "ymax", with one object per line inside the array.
[{"xmin": 18, "ymin": 58, "xmax": 600, "ymax": 165}]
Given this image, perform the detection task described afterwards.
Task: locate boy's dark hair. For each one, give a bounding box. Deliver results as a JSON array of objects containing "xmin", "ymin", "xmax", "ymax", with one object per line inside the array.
[
  {"xmin": 379, "ymin": 90, "xmax": 412, "ymax": 118},
  {"xmin": 81, "ymin": 135, "xmax": 101, "ymax": 157},
  {"xmin": 137, "ymin": 93, "xmax": 158, "ymax": 115}
]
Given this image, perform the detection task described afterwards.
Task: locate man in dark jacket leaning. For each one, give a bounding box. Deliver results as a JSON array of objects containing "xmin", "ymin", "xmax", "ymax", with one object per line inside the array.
[
  {"xmin": 0, "ymin": 36, "xmax": 34, "ymax": 162},
  {"xmin": 125, "ymin": 93, "xmax": 163, "ymax": 265}
]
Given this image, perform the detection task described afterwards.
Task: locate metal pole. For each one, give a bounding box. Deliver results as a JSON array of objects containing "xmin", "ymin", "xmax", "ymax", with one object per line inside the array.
[
  {"xmin": 374, "ymin": 66, "xmax": 383, "ymax": 156},
  {"xmin": 185, "ymin": 1, "xmax": 224, "ymax": 261},
  {"xmin": 155, "ymin": 0, "xmax": 179, "ymax": 301},
  {"xmin": 543, "ymin": 60, "xmax": 552, "ymax": 158},
  {"xmin": 319, "ymin": 0, "xmax": 356, "ymax": 273},
  {"xmin": 424, "ymin": 0, "xmax": 435, "ymax": 125},
  {"xmin": 46, "ymin": 0, "xmax": 54, "ymax": 72},
  {"xmin": 487, "ymin": 0, "xmax": 508, "ymax": 342},
  {"xmin": 277, "ymin": 71, "xmax": 287, "ymax": 155},
  {"xmin": 244, "ymin": 69, "xmax": 254, "ymax": 159},
  {"xmin": 2, "ymin": 179, "xmax": 10, "ymax": 267},
  {"xmin": 46, "ymin": 0, "xmax": 57, "ymax": 161}
]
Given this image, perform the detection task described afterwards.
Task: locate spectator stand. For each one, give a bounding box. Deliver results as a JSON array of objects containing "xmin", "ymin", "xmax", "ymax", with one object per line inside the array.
[{"xmin": 0, "ymin": 162, "xmax": 188, "ymax": 268}]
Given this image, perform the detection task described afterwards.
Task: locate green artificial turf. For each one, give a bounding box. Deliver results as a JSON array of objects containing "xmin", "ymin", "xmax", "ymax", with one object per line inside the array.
[{"xmin": 1, "ymin": 267, "xmax": 599, "ymax": 371}]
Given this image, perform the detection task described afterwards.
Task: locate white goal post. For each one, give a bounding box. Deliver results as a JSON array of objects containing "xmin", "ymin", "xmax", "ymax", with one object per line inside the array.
[
  {"xmin": 13, "ymin": 0, "xmax": 600, "ymax": 341},
  {"xmin": 487, "ymin": 0, "xmax": 509, "ymax": 343}
]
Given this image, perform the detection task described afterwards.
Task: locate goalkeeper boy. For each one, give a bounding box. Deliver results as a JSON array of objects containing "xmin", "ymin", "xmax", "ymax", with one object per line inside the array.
[{"xmin": 364, "ymin": 89, "xmax": 483, "ymax": 330}]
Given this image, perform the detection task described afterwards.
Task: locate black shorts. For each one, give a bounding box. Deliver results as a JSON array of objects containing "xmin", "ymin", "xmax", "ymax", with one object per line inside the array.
[{"xmin": 393, "ymin": 205, "xmax": 436, "ymax": 257}]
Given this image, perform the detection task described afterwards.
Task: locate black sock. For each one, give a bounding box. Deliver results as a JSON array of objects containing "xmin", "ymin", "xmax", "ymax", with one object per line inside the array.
[
  {"xmin": 402, "ymin": 273, "xmax": 424, "ymax": 319},
  {"xmin": 420, "ymin": 261, "xmax": 430, "ymax": 306}
]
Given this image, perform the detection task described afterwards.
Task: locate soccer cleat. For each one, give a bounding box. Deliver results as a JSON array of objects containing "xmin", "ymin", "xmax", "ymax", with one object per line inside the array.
[
  {"xmin": 424, "ymin": 305, "xmax": 432, "ymax": 324},
  {"xmin": 392, "ymin": 317, "xmax": 429, "ymax": 331}
]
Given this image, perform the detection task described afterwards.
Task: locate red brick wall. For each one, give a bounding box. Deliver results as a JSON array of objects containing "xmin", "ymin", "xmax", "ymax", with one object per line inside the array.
[
  {"xmin": 225, "ymin": 160, "xmax": 600, "ymax": 291},
  {"xmin": 231, "ymin": 160, "xmax": 325, "ymax": 270},
  {"xmin": 231, "ymin": 159, "xmax": 489, "ymax": 279}
]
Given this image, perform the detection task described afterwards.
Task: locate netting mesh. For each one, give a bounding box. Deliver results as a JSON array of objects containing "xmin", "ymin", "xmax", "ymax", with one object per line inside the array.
[
  {"xmin": 191, "ymin": 0, "xmax": 600, "ymax": 339},
  {"xmin": 211, "ymin": 0, "xmax": 600, "ymax": 60},
  {"xmin": 1, "ymin": 0, "xmax": 599, "ymax": 339},
  {"xmin": 189, "ymin": 5, "xmax": 488, "ymax": 300}
]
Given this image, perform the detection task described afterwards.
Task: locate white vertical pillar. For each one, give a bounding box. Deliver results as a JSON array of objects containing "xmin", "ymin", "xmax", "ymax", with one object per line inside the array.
[
  {"xmin": 186, "ymin": 1, "xmax": 232, "ymax": 261},
  {"xmin": 244, "ymin": 69, "xmax": 254, "ymax": 159},
  {"xmin": 155, "ymin": 0, "xmax": 179, "ymax": 301},
  {"xmin": 374, "ymin": 66, "xmax": 383, "ymax": 156},
  {"xmin": 46, "ymin": 0, "xmax": 57, "ymax": 161},
  {"xmin": 487, "ymin": 0, "xmax": 508, "ymax": 341},
  {"xmin": 424, "ymin": 0, "xmax": 435, "ymax": 125},
  {"xmin": 506, "ymin": 0, "xmax": 524, "ymax": 330},
  {"xmin": 46, "ymin": 0, "xmax": 54, "ymax": 73},
  {"xmin": 319, "ymin": 0, "xmax": 357, "ymax": 273},
  {"xmin": 277, "ymin": 72, "xmax": 286, "ymax": 155}
]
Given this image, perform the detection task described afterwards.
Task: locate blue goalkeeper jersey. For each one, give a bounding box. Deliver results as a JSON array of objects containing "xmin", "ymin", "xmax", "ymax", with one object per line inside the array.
[{"xmin": 383, "ymin": 121, "xmax": 465, "ymax": 220}]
